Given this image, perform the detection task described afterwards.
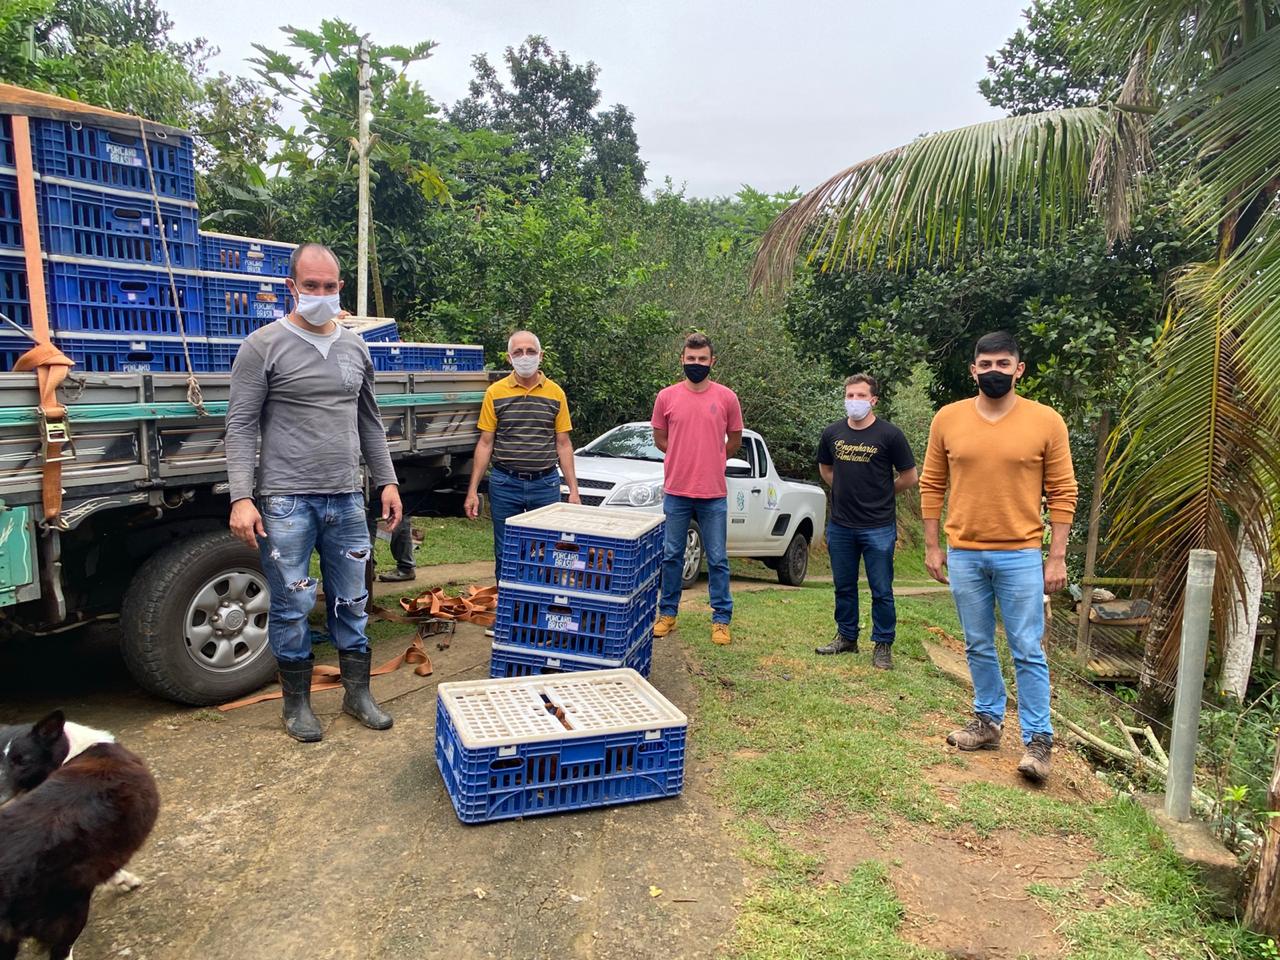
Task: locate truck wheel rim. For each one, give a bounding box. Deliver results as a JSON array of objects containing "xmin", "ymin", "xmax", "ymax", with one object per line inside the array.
[
  {"xmin": 684, "ymin": 528, "xmax": 703, "ymax": 582},
  {"xmin": 183, "ymin": 569, "xmax": 272, "ymax": 673}
]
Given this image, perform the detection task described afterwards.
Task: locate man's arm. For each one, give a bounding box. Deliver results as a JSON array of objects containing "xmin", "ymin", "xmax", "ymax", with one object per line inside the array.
[
  {"xmin": 226, "ymin": 343, "xmax": 268, "ymax": 548},
  {"xmin": 1044, "ymin": 521, "xmax": 1071, "ymax": 593},
  {"xmin": 726, "ymin": 430, "xmax": 743, "ymax": 458},
  {"xmin": 894, "ymin": 466, "xmax": 919, "ymax": 493},
  {"xmin": 464, "ymin": 432, "xmax": 495, "ymax": 519},
  {"xmin": 356, "ymin": 363, "xmax": 401, "ymax": 529},
  {"xmin": 923, "ymin": 518, "xmax": 947, "ymax": 584},
  {"xmin": 919, "ymin": 417, "xmax": 949, "ymax": 584},
  {"xmin": 1042, "ymin": 412, "xmax": 1078, "ymax": 593},
  {"xmin": 653, "ymin": 428, "xmax": 669, "ymax": 453},
  {"xmin": 556, "ymin": 432, "xmax": 581, "ymax": 504},
  {"xmin": 819, "ymin": 463, "xmax": 834, "ymax": 486}
]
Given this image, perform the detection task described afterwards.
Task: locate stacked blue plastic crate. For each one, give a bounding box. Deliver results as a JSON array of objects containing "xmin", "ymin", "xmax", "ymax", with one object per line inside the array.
[
  {"xmin": 491, "ymin": 503, "xmax": 664, "ymax": 679},
  {"xmin": 0, "ymin": 108, "xmax": 487, "ymax": 374}
]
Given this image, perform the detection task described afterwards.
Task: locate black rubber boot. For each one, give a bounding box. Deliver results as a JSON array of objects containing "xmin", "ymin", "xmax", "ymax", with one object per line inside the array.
[
  {"xmin": 338, "ymin": 649, "xmax": 393, "ymax": 730},
  {"xmin": 277, "ymin": 659, "xmax": 323, "ymax": 743},
  {"xmin": 816, "ymin": 634, "xmax": 859, "ymax": 655}
]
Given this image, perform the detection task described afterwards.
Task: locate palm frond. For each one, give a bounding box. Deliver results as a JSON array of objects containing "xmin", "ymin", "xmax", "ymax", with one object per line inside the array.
[
  {"xmin": 1161, "ymin": 25, "xmax": 1280, "ymax": 239},
  {"xmin": 750, "ymin": 107, "xmax": 1110, "ymax": 292},
  {"xmin": 1088, "ymin": 51, "xmax": 1156, "ymax": 245}
]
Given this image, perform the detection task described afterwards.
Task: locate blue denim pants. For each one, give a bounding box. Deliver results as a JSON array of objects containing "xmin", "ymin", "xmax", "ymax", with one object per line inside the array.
[
  {"xmin": 488, "ymin": 468, "xmax": 563, "ymax": 582},
  {"xmin": 258, "ymin": 492, "xmax": 372, "ymax": 662},
  {"xmin": 948, "ymin": 547, "xmax": 1052, "ymax": 743},
  {"xmin": 827, "ymin": 521, "xmax": 897, "ymax": 644},
  {"xmin": 659, "ymin": 494, "xmax": 731, "ymax": 624}
]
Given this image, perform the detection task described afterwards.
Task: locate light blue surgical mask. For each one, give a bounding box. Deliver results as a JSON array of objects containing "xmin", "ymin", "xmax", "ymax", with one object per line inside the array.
[{"xmin": 845, "ymin": 398, "xmax": 873, "ymax": 421}]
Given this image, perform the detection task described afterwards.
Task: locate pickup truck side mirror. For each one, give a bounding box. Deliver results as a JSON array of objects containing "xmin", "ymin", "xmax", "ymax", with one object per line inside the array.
[{"xmin": 725, "ymin": 458, "xmax": 752, "ymax": 478}]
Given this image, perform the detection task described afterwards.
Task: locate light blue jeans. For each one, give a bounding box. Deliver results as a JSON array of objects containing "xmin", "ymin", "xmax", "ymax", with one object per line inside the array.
[
  {"xmin": 660, "ymin": 494, "xmax": 730, "ymax": 623},
  {"xmin": 948, "ymin": 547, "xmax": 1052, "ymax": 743},
  {"xmin": 488, "ymin": 467, "xmax": 563, "ymax": 582},
  {"xmin": 258, "ymin": 492, "xmax": 372, "ymax": 662}
]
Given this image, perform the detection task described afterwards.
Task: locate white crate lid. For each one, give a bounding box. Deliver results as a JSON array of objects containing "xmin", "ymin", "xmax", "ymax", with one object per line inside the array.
[
  {"xmin": 438, "ymin": 668, "xmax": 686, "ymax": 748},
  {"xmin": 506, "ymin": 502, "xmax": 663, "ymax": 539}
]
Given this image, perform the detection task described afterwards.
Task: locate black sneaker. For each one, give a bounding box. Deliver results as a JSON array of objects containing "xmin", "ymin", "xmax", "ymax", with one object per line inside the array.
[
  {"xmin": 816, "ymin": 634, "xmax": 859, "ymax": 655},
  {"xmin": 872, "ymin": 642, "xmax": 894, "ymax": 670},
  {"xmin": 378, "ymin": 568, "xmax": 415, "ymax": 583}
]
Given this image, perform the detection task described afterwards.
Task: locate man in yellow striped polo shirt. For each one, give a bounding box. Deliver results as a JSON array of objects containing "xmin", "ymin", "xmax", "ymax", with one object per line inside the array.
[{"xmin": 465, "ymin": 331, "xmax": 581, "ymax": 589}]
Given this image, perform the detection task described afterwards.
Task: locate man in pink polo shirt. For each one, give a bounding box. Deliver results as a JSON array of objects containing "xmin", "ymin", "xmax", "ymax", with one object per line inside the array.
[{"xmin": 651, "ymin": 333, "xmax": 744, "ymax": 645}]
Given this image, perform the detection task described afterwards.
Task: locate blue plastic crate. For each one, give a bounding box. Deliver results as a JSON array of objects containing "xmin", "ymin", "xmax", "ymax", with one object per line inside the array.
[
  {"xmin": 201, "ymin": 273, "xmax": 288, "ymax": 337},
  {"xmin": 199, "ymin": 232, "xmax": 296, "ymax": 277},
  {"xmin": 0, "ymin": 175, "xmax": 19, "ymax": 250},
  {"xmin": 434, "ymin": 669, "xmax": 686, "ymax": 823},
  {"xmin": 489, "ymin": 635, "xmax": 652, "ymax": 679},
  {"xmin": 0, "ymin": 255, "xmax": 31, "ymax": 329},
  {"xmin": 31, "ymin": 118, "xmax": 196, "ymax": 201},
  {"xmin": 500, "ymin": 502, "xmax": 664, "ymax": 597},
  {"xmin": 0, "ymin": 331, "xmax": 209, "ymax": 374},
  {"xmin": 350, "ymin": 318, "xmax": 399, "ymax": 342},
  {"xmin": 368, "ymin": 342, "xmax": 484, "ymax": 372},
  {"xmin": 38, "ymin": 181, "xmax": 199, "ymax": 267},
  {"xmin": 47, "ymin": 260, "xmax": 204, "ymax": 336},
  {"xmin": 204, "ymin": 337, "xmax": 243, "ymax": 372},
  {"xmin": 495, "ymin": 579, "xmax": 658, "ymax": 661}
]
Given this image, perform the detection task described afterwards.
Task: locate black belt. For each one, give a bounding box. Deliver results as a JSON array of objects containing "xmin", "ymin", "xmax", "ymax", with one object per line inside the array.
[{"xmin": 492, "ymin": 463, "xmax": 558, "ymax": 481}]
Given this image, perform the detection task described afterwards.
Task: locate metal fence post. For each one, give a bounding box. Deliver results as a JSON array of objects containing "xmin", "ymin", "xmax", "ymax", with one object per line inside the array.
[{"xmin": 1165, "ymin": 548, "xmax": 1217, "ymax": 822}]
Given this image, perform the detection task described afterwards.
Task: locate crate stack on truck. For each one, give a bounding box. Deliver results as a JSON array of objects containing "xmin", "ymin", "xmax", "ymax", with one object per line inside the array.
[
  {"xmin": 491, "ymin": 503, "xmax": 664, "ymax": 679},
  {"xmin": 0, "ymin": 104, "xmax": 482, "ymax": 374}
]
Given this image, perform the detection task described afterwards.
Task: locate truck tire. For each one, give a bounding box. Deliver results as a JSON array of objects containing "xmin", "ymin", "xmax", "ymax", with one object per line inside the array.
[
  {"xmin": 682, "ymin": 520, "xmax": 704, "ymax": 591},
  {"xmin": 776, "ymin": 532, "xmax": 809, "ymax": 586},
  {"xmin": 120, "ymin": 531, "xmax": 277, "ymax": 706}
]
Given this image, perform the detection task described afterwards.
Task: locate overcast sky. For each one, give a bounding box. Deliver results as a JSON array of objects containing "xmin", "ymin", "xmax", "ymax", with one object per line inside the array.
[{"xmin": 167, "ymin": 0, "xmax": 1028, "ymax": 198}]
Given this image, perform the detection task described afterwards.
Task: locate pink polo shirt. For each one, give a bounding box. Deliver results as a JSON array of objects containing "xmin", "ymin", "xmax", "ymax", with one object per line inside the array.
[{"xmin": 651, "ymin": 380, "xmax": 744, "ymax": 499}]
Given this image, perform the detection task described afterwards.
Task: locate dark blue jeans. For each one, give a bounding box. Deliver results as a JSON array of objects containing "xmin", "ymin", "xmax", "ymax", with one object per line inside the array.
[
  {"xmin": 827, "ymin": 521, "xmax": 897, "ymax": 645},
  {"xmin": 488, "ymin": 468, "xmax": 562, "ymax": 582},
  {"xmin": 660, "ymin": 494, "xmax": 731, "ymax": 624}
]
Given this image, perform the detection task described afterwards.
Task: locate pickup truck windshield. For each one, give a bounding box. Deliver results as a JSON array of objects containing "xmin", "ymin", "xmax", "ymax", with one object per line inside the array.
[{"xmin": 581, "ymin": 424, "xmax": 665, "ymax": 461}]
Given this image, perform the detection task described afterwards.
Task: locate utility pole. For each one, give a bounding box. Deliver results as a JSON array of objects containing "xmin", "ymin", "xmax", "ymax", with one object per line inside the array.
[
  {"xmin": 1164, "ymin": 548, "xmax": 1216, "ymax": 822},
  {"xmin": 356, "ymin": 35, "xmax": 372, "ymax": 318}
]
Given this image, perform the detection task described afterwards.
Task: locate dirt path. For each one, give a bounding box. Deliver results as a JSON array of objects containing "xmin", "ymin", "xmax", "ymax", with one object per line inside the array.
[{"xmin": 0, "ymin": 627, "xmax": 743, "ymax": 960}]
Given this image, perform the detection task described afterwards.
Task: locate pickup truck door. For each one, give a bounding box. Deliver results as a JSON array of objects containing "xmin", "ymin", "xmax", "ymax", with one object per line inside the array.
[{"xmin": 725, "ymin": 437, "xmax": 778, "ymax": 552}]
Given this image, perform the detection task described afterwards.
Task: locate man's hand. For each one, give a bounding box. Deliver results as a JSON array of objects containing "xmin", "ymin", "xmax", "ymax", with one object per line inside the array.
[
  {"xmin": 381, "ymin": 485, "xmax": 403, "ymax": 531},
  {"xmin": 925, "ymin": 545, "xmax": 949, "ymax": 585},
  {"xmin": 567, "ymin": 491, "xmax": 582, "ymax": 505},
  {"xmin": 230, "ymin": 499, "xmax": 265, "ymax": 549},
  {"xmin": 464, "ymin": 492, "xmax": 481, "ymax": 519},
  {"xmin": 1044, "ymin": 556, "xmax": 1068, "ymax": 594}
]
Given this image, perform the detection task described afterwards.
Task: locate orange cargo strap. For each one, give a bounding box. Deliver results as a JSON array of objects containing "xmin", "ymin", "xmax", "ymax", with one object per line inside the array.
[
  {"xmin": 217, "ymin": 635, "xmax": 435, "ymax": 712},
  {"xmin": 9, "ymin": 114, "xmax": 75, "ymax": 527}
]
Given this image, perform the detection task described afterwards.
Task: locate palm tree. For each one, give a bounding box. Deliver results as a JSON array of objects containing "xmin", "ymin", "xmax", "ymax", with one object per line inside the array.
[{"xmin": 753, "ymin": 2, "xmax": 1280, "ymax": 714}]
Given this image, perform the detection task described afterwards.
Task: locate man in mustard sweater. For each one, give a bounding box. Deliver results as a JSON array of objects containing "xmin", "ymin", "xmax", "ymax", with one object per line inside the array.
[{"xmin": 919, "ymin": 332, "xmax": 1077, "ymax": 782}]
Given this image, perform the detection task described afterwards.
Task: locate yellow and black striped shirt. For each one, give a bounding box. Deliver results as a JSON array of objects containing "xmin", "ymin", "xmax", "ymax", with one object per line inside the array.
[{"xmin": 477, "ymin": 373, "xmax": 573, "ymax": 472}]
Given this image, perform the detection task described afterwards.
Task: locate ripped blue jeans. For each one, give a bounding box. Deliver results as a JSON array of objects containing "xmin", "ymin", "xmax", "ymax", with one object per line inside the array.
[{"xmin": 258, "ymin": 492, "xmax": 372, "ymax": 662}]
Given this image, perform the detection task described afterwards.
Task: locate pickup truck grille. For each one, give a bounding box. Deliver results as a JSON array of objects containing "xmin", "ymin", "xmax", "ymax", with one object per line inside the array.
[{"xmin": 563, "ymin": 492, "xmax": 607, "ymax": 507}]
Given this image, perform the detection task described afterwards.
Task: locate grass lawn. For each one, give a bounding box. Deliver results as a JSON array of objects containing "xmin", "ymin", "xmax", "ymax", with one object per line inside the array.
[{"xmin": 677, "ymin": 583, "xmax": 1271, "ymax": 960}]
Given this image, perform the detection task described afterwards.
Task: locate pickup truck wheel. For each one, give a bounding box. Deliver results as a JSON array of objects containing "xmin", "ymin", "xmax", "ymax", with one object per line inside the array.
[
  {"xmin": 776, "ymin": 532, "xmax": 810, "ymax": 586},
  {"xmin": 682, "ymin": 521, "xmax": 704, "ymax": 591},
  {"xmin": 120, "ymin": 531, "xmax": 277, "ymax": 706}
]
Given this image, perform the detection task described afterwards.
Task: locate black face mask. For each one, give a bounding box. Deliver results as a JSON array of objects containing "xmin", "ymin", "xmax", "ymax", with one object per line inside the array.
[
  {"xmin": 977, "ymin": 371, "xmax": 1015, "ymax": 398},
  {"xmin": 683, "ymin": 363, "xmax": 711, "ymax": 384}
]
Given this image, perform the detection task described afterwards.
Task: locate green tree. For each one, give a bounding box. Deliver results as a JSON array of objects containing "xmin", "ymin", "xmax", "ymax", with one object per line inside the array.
[{"xmin": 753, "ymin": 1, "xmax": 1280, "ymax": 712}]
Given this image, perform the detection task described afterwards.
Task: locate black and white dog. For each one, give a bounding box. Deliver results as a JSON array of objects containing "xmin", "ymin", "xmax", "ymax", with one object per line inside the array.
[{"xmin": 0, "ymin": 711, "xmax": 159, "ymax": 960}]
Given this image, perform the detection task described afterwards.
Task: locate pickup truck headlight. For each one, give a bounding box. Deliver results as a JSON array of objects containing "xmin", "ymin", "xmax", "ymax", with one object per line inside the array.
[{"xmin": 607, "ymin": 481, "xmax": 664, "ymax": 507}]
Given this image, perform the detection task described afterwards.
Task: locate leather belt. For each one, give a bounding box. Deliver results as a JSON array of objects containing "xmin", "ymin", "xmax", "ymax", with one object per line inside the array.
[{"xmin": 493, "ymin": 463, "xmax": 558, "ymax": 481}]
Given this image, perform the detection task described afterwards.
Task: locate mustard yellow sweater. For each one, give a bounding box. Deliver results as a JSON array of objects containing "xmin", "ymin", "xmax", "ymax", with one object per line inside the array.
[{"xmin": 919, "ymin": 396, "xmax": 1078, "ymax": 550}]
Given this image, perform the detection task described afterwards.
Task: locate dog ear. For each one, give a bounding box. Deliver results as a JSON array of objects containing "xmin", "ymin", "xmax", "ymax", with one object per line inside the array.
[{"xmin": 32, "ymin": 710, "xmax": 66, "ymax": 743}]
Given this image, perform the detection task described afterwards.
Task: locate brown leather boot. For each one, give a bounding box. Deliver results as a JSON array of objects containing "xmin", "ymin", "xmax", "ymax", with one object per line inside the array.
[{"xmin": 946, "ymin": 713, "xmax": 1003, "ymax": 751}]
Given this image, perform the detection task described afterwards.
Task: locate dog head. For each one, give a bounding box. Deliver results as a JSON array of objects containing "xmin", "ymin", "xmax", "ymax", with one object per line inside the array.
[{"xmin": 0, "ymin": 710, "xmax": 70, "ymax": 804}]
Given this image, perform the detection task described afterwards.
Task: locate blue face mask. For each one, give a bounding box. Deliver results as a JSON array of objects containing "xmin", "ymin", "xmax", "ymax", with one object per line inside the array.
[{"xmin": 845, "ymin": 398, "xmax": 872, "ymax": 421}]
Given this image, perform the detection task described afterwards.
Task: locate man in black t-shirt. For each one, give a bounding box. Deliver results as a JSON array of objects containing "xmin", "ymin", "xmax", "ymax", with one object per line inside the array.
[{"xmin": 815, "ymin": 374, "xmax": 918, "ymax": 669}]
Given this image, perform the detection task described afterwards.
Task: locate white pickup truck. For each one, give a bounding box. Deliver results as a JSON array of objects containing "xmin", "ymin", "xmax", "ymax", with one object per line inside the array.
[{"xmin": 563, "ymin": 422, "xmax": 827, "ymax": 587}]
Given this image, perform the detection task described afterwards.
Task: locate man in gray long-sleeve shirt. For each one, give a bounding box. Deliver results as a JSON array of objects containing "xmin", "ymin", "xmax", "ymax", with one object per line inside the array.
[{"xmin": 226, "ymin": 242, "xmax": 402, "ymax": 743}]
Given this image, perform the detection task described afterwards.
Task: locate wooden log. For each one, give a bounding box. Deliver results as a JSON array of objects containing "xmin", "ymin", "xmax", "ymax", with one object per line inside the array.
[{"xmin": 1245, "ymin": 733, "xmax": 1280, "ymax": 936}]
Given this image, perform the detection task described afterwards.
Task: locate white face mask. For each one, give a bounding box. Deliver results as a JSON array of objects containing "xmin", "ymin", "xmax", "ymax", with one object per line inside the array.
[
  {"xmin": 294, "ymin": 291, "xmax": 342, "ymax": 328},
  {"xmin": 845, "ymin": 398, "xmax": 873, "ymax": 421},
  {"xmin": 511, "ymin": 353, "xmax": 541, "ymax": 378}
]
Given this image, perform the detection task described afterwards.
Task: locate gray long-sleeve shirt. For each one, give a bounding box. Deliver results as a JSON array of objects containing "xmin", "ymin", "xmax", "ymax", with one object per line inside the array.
[{"xmin": 225, "ymin": 318, "xmax": 397, "ymax": 503}]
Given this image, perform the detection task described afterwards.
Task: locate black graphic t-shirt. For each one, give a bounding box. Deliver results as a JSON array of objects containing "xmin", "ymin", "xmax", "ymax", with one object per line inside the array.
[{"xmin": 815, "ymin": 418, "xmax": 915, "ymax": 529}]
